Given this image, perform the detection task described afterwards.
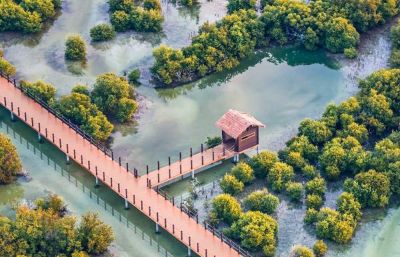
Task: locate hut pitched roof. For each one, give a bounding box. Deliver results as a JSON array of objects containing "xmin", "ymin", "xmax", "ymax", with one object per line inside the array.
[{"xmin": 216, "ymin": 109, "xmax": 265, "ymax": 139}]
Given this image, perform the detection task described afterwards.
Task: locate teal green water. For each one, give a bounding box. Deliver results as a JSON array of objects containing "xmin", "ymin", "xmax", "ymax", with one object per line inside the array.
[
  {"xmin": 0, "ymin": 0, "xmax": 398, "ymax": 256},
  {"xmin": 0, "ymin": 108, "xmax": 188, "ymax": 257}
]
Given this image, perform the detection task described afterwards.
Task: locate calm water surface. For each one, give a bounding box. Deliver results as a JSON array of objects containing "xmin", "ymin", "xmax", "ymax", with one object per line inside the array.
[{"xmin": 0, "ymin": 0, "xmax": 398, "ymax": 256}]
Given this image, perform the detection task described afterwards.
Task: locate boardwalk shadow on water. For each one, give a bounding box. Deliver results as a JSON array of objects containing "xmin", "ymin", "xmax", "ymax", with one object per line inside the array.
[{"xmin": 0, "ymin": 107, "xmax": 190, "ymax": 257}]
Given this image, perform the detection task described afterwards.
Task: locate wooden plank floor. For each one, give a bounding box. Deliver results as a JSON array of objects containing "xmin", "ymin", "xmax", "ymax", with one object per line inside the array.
[
  {"xmin": 0, "ymin": 77, "xmax": 243, "ymax": 257},
  {"xmin": 146, "ymin": 144, "xmax": 236, "ymax": 187}
]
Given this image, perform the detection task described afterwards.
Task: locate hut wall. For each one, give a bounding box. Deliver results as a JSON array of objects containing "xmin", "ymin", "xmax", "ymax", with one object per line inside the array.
[{"xmin": 237, "ymin": 126, "xmax": 258, "ymax": 152}]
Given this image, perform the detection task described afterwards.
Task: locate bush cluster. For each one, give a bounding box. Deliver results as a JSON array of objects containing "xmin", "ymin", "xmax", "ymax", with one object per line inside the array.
[
  {"xmin": 151, "ymin": 0, "xmax": 400, "ymax": 85},
  {"xmin": 65, "ymin": 35, "xmax": 87, "ymax": 61},
  {"xmin": 0, "ymin": 50, "xmax": 16, "ymax": 76},
  {"xmin": 90, "ymin": 23, "xmax": 116, "ymax": 42},
  {"xmin": 0, "ymin": 0, "xmax": 61, "ymax": 33},
  {"xmin": 0, "ymin": 133, "xmax": 22, "ymax": 184},
  {"xmin": 0, "ymin": 195, "xmax": 114, "ymax": 256},
  {"xmin": 109, "ymin": 0, "xmax": 164, "ymax": 33}
]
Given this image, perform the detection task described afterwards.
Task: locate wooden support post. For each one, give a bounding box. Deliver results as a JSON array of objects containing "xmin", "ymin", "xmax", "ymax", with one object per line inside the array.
[
  {"xmin": 31, "ymin": 117, "xmax": 33, "ymax": 127},
  {"xmin": 17, "ymin": 107, "xmax": 20, "ymax": 116},
  {"xmin": 80, "ymin": 155, "xmax": 83, "ymax": 164},
  {"xmin": 146, "ymin": 165, "xmax": 149, "ymax": 175},
  {"xmin": 126, "ymin": 162, "xmax": 128, "ymax": 172},
  {"xmin": 149, "ymin": 206, "xmax": 151, "ymax": 216},
  {"xmin": 45, "ymin": 128, "xmax": 48, "ymax": 138},
  {"xmin": 59, "ymin": 138, "xmax": 62, "ymax": 149},
  {"xmin": 102, "ymin": 172, "xmax": 105, "ymax": 181},
  {"xmin": 118, "ymin": 157, "xmax": 121, "ymax": 166},
  {"xmin": 24, "ymin": 112, "xmax": 27, "ymax": 122},
  {"xmin": 110, "ymin": 177, "xmax": 113, "ymax": 188},
  {"xmin": 52, "ymin": 133, "xmax": 54, "ymax": 143},
  {"xmin": 88, "ymin": 161, "xmax": 91, "ymax": 170},
  {"xmin": 73, "ymin": 149, "xmax": 76, "ymax": 159}
]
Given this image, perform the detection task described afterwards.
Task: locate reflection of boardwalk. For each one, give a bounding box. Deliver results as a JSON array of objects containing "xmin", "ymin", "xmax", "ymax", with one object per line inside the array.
[{"xmin": 0, "ymin": 75, "xmax": 247, "ymax": 257}]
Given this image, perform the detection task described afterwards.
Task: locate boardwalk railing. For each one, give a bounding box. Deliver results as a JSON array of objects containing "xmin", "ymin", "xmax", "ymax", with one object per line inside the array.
[
  {"xmin": 0, "ymin": 120, "xmax": 175, "ymax": 257},
  {"xmin": 0, "ymin": 71, "xmax": 113, "ymax": 157},
  {"xmin": 156, "ymin": 188, "xmax": 253, "ymax": 257}
]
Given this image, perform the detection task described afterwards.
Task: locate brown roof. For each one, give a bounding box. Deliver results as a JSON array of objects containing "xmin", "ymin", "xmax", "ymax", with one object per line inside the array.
[{"xmin": 216, "ymin": 109, "xmax": 265, "ymax": 139}]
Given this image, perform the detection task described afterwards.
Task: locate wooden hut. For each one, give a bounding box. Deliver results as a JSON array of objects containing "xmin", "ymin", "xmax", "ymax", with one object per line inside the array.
[{"xmin": 216, "ymin": 109, "xmax": 265, "ymax": 154}]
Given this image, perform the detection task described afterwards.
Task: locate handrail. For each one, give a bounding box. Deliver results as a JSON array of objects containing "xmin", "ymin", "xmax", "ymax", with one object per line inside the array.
[
  {"xmin": 0, "ymin": 71, "xmax": 113, "ymax": 157},
  {"xmin": 155, "ymin": 187, "xmax": 253, "ymax": 257}
]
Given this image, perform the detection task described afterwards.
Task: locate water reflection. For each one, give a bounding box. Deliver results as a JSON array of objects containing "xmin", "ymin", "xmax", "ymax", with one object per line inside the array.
[{"xmin": 0, "ymin": 108, "xmax": 188, "ymax": 257}]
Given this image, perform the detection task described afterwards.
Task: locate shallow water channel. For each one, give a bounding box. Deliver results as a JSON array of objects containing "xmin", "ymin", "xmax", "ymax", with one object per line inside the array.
[{"xmin": 0, "ymin": 0, "xmax": 399, "ymax": 256}]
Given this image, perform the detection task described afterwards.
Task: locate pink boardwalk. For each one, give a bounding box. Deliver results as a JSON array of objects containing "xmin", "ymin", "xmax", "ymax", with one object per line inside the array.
[{"xmin": 0, "ymin": 76, "xmax": 251, "ymax": 257}]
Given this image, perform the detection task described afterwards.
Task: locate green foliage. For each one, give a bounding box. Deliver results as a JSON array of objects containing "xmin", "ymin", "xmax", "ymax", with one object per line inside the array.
[
  {"xmin": 231, "ymin": 162, "xmax": 254, "ymax": 184},
  {"xmin": 65, "ymin": 35, "xmax": 87, "ymax": 61},
  {"xmin": 371, "ymin": 133, "xmax": 400, "ymax": 196},
  {"xmin": 304, "ymin": 208, "xmax": 318, "ymax": 224},
  {"xmin": 315, "ymin": 207, "xmax": 356, "ymax": 244},
  {"xmin": 227, "ymin": 0, "xmax": 256, "ymax": 14},
  {"xmin": 90, "ymin": 23, "xmax": 116, "ymax": 42},
  {"xmin": 324, "ymin": 17, "xmax": 360, "ymax": 53},
  {"xmin": 205, "ymin": 136, "xmax": 222, "ymax": 148},
  {"xmin": 109, "ymin": 0, "xmax": 164, "ymax": 32},
  {"xmin": 344, "ymin": 47, "xmax": 358, "ymax": 59},
  {"xmin": 72, "ymin": 84, "xmax": 90, "ymax": 96},
  {"xmin": 344, "ymin": 170, "xmax": 391, "ymax": 208},
  {"xmin": 319, "ymin": 136, "xmax": 369, "ymax": 180},
  {"xmin": 0, "ymin": 196, "xmax": 113, "ymax": 256},
  {"xmin": 78, "ymin": 212, "xmax": 114, "ymax": 255},
  {"xmin": 0, "ymin": 0, "xmax": 60, "ymax": 34},
  {"xmin": 35, "ymin": 194, "xmax": 67, "ymax": 216},
  {"xmin": 305, "ymin": 177, "xmax": 326, "ymax": 197},
  {"xmin": 286, "ymin": 182, "xmax": 304, "ymax": 202},
  {"xmin": 20, "ymin": 80, "xmax": 56, "ymax": 104},
  {"xmin": 151, "ymin": 10, "xmax": 263, "ymax": 85},
  {"xmin": 0, "ymin": 133, "xmax": 22, "ymax": 184},
  {"xmin": 267, "ymin": 161, "xmax": 294, "ymax": 192},
  {"xmin": 336, "ymin": 192, "xmax": 362, "ymax": 221},
  {"xmin": 91, "ymin": 73, "xmax": 138, "ymax": 123},
  {"xmin": 0, "ymin": 50, "xmax": 16, "ymax": 76},
  {"xmin": 220, "ymin": 174, "xmax": 244, "ymax": 195},
  {"xmin": 390, "ymin": 20, "xmax": 400, "ymax": 67},
  {"xmin": 150, "ymin": 0, "xmax": 399, "ymax": 85},
  {"xmin": 53, "ymin": 92, "xmax": 114, "ymax": 141},
  {"xmin": 291, "ymin": 245, "xmax": 314, "ymax": 257},
  {"xmin": 210, "ymin": 194, "xmax": 242, "ymax": 225},
  {"xmin": 248, "ymin": 150, "xmax": 278, "ymax": 178},
  {"xmin": 313, "ymin": 240, "xmax": 327, "ymax": 257},
  {"xmin": 243, "ymin": 189, "xmax": 280, "ymax": 214},
  {"xmin": 306, "ymin": 194, "xmax": 323, "ymax": 210},
  {"xmin": 298, "ymin": 119, "xmax": 332, "ymax": 146},
  {"xmin": 227, "ymin": 211, "xmax": 278, "ymax": 256},
  {"xmin": 128, "ymin": 68, "xmax": 141, "ymax": 83}
]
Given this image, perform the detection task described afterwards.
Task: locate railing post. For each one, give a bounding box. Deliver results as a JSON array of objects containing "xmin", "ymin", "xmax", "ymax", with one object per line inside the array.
[
  {"xmin": 126, "ymin": 162, "xmax": 128, "ymax": 172},
  {"xmin": 146, "ymin": 165, "xmax": 149, "ymax": 175}
]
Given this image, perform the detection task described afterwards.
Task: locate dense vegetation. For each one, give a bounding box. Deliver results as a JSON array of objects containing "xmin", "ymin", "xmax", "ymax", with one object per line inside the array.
[
  {"xmin": 0, "ymin": 0, "xmax": 61, "ymax": 33},
  {"xmin": 152, "ymin": 0, "xmax": 400, "ymax": 85},
  {"xmin": 90, "ymin": 24, "xmax": 116, "ymax": 42},
  {"xmin": 208, "ymin": 66, "xmax": 400, "ymax": 255},
  {"xmin": 0, "ymin": 50, "xmax": 16, "ymax": 76},
  {"xmin": 108, "ymin": 0, "xmax": 164, "ymax": 33},
  {"xmin": 8, "ymin": 68, "xmax": 138, "ymax": 141},
  {"xmin": 65, "ymin": 35, "xmax": 87, "ymax": 61},
  {"xmin": 91, "ymin": 73, "xmax": 138, "ymax": 123},
  {"xmin": 0, "ymin": 133, "xmax": 22, "ymax": 184},
  {"xmin": 0, "ymin": 195, "xmax": 114, "ymax": 256},
  {"xmin": 390, "ymin": 19, "xmax": 400, "ymax": 67}
]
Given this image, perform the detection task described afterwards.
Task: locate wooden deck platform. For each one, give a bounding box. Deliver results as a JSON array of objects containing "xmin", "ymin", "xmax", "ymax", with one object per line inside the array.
[{"xmin": 0, "ymin": 75, "xmax": 251, "ymax": 257}]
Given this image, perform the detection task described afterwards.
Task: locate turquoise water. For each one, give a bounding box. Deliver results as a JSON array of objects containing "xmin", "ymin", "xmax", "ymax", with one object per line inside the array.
[{"xmin": 0, "ymin": 0, "xmax": 398, "ymax": 256}]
